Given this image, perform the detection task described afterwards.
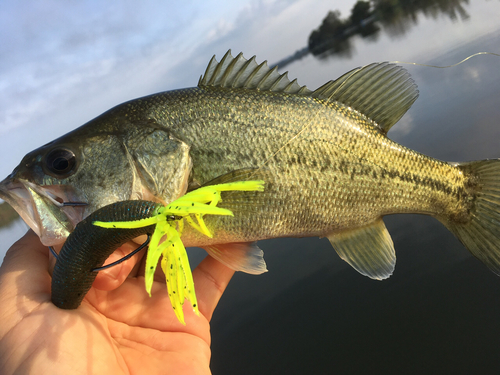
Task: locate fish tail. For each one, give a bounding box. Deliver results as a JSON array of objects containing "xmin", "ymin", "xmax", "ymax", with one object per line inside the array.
[{"xmin": 442, "ymin": 159, "xmax": 500, "ymax": 275}]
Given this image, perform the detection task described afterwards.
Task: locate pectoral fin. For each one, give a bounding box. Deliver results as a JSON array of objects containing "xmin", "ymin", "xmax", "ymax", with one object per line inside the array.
[
  {"xmin": 203, "ymin": 242, "xmax": 268, "ymax": 275},
  {"xmin": 126, "ymin": 125, "xmax": 192, "ymax": 203},
  {"xmin": 327, "ymin": 219, "xmax": 395, "ymax": 280}
]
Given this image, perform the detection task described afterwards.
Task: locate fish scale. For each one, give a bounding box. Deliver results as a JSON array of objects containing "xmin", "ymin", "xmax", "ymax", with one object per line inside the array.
[
  {"xmin": 139, "ymin": 87, "xmax": 463, "ymax": 240},
  {"xmin": 1, "ymin": 50, "xmax": 499, "ymax": 284}
]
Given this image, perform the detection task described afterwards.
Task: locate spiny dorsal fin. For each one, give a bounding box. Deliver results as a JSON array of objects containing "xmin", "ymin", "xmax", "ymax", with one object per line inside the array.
[
  {"xmin": 199, "ymin": 50, "xmax": 311, "ymax": 95},
  {"xmin": 312, "ymin": 63, "xmax": 419, "ymax": 134}
]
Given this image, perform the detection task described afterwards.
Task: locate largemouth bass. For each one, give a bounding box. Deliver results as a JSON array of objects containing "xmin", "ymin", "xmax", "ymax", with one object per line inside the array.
[{"xmin": 1, "ymin": 50, "xmax": 500, "ymax": 280}]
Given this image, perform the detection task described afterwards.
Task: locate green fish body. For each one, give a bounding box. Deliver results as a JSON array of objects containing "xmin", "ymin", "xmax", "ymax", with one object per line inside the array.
[{"xmin": 1, "ymin": 51, "xmax": 499, "ymax": 279}]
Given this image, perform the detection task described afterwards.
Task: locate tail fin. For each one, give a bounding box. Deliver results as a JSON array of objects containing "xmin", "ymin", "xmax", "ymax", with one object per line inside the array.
[{"xmin": 442, "ymin": 159, "xmax": 500, "ymax": 275}]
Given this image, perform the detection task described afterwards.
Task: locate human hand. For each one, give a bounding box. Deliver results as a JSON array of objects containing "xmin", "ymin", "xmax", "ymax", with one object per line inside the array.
[{"xmin": 0, "ymin": 230, "xmax": 234, "ymax": 375}]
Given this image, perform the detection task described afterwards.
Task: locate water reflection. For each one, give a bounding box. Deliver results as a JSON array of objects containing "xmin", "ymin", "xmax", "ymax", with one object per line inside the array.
[
  {"xmin": 275, "ymin": 0, "xmax": 471, "ymax": 68},
  {"xmin": 377, "ymin": 0, "xmax": 470, "ymax": 38},
  {"xmin": 0, "ymin": 202, "xmax": 19, "ymax": 229}
]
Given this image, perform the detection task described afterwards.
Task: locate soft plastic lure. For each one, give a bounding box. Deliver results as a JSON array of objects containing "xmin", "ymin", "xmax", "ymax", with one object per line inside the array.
[{"xmin": 93, "ymin": 180, "xmax": 264, "ymax": 324}]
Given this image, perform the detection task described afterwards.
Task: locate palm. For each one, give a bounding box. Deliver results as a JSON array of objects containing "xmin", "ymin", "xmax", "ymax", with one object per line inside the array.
[{"xmin": 0, "ymin": 231, "xmax": 233, "ymax": 375}]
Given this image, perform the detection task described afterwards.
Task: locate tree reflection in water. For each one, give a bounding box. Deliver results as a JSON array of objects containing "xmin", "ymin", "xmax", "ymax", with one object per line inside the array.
[{"xmin": 275, "ymin": 0, "xmax": 471, "ymax": 68}]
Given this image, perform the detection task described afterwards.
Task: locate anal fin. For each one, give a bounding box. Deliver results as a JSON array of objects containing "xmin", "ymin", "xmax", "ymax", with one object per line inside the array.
[
  {"xmin": 327, "ymin": 219, "xmax": 395, "ymax": 280},
  {"xmin": 203, "ymin": 242, "xmax": 268, "ymax": 275}
]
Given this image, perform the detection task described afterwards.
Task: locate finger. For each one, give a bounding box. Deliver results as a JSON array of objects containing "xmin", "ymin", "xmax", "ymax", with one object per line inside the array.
[
  {"xmin": 91, "ymin": 241, "xmax": 146, "ymax": 291},
  {"xmin": 0, "ymin": 230, "xmax": 51, "ymax": 305},
  {"xmin": 192, "ymin": 255, "xmax": 235, "ymax": 321}
]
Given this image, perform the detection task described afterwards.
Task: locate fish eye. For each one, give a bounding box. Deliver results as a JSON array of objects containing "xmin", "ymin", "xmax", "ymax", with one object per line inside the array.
[{"xmin": 45, "ymin": 148, "xmax": 77, "ymax": 177}]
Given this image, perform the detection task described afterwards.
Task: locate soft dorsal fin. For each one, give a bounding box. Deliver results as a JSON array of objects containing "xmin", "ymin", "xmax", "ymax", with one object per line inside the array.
[
  {"xmin": 312, "ymin": 63, "xmax": 419, "ymax": 134},
  {"xmin": 199, "ymin": 50, "xmax": 311, "ymax": 95}
]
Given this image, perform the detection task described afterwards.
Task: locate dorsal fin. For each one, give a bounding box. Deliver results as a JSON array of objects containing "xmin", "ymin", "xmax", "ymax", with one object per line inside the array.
[
  {"xmin": 198, "ymin": 50, "xmax": 311, "ymax": 95},
  {"xmin": 199, "ymin": 51, "xmax": 418, "ymax": 134},
  {"xmin": 312, "ymin": 63, "xmax": 419, "ymax": 134}
]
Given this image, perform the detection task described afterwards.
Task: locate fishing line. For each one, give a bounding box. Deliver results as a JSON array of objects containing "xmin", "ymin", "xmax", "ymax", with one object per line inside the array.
[
  {"xmin": 250, "ymin": 51, "xmax": 500, "ymax": 177},
  {"xmin": 247, "ymin": 67, "xmax": 364, "ymax": 177},
  {"xmin": 246, "ymin": 65, "xmax": 371, "ymax": 182},
  {"xmin": 389, "ymin": 52, "xmax": 500, "ymax": 68},
  {"xmin": 62, "ymin": 201, "xmax": 88, "ymax": 207}
]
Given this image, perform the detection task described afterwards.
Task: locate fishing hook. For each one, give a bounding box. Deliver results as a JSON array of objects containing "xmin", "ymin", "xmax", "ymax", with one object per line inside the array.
[
  {"xmin": 49, "ymin": 234, "xmax": 151, "ymax": 272},
  {"xmin": 49, "ymin": 246, "xmax": 58, "ymax": 259},
  {"xmin": 92, "ymin": 234, "xmax": 151, "ymax": 272}
]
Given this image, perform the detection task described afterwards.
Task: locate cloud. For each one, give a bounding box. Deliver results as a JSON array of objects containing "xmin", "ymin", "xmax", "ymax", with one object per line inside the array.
[
  {"xmin": 389, "ymin": 113, "xmax": 414, "ymax": 137},
  {"xmin": 0, "ymin": 1, "xmax": 259, "ymax": 176},
  {"xmin": 5, "ymin": 0, "xmax": 496, "ymax": 180}
]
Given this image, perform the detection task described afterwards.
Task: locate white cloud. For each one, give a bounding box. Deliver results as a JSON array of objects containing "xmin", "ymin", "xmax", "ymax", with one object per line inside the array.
[{"xmin": 389, "ymin": 113, "xmax": 414, "ymax": 137}]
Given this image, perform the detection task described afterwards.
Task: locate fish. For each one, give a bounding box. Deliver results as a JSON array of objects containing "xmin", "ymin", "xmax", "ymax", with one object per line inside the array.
[{"xmin": 1, "ymin": 49, "xmax": 500, "ymax": 280}]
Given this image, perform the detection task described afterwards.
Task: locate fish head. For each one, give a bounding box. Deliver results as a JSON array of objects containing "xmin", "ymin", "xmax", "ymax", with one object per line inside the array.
[
  {"xmin": 0, "ymin": 116, "xmax": 193, "ymax": 246},
  {"xmin": 0, "ymin": 133, "xmax": 136, "ymax": 246}
]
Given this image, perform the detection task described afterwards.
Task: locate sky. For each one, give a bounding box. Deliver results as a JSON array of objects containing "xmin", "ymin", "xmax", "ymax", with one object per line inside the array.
[
  {"xmin": 0, "ymin": 0, "xmax": 357, "ymax": 180},
  {"xmin": 1, "ymin": 0, "xmax": 499, "ymax": 189}
]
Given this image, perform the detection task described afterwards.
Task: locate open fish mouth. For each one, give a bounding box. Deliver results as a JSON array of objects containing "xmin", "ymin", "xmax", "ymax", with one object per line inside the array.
[{"xmin": 0, "ymin": 177, "xmax": 87, "ymax": 246}]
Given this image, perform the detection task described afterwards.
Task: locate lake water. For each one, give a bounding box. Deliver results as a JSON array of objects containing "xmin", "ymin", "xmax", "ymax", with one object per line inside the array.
[
  {"xmin": 2, "ymin": 0, "xmax": 500, "ymax": 373},
  {"xmin": 208, "ymin": 2, "xmax": 500, "ymax": 374}
]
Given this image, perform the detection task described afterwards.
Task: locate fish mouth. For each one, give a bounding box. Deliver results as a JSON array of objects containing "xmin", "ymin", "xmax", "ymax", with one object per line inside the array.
[{"xmin": 0, "ymin": 178, "xmax": 87, "ymax": 246}]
